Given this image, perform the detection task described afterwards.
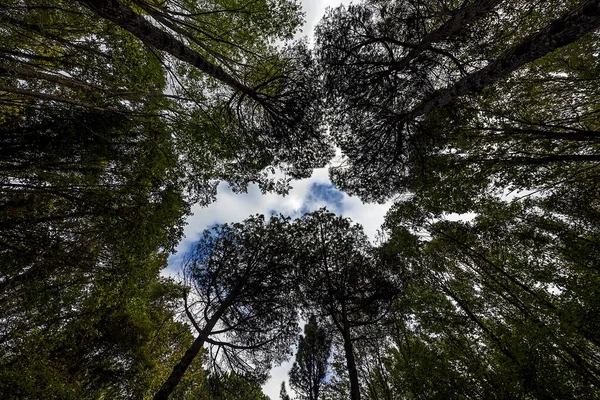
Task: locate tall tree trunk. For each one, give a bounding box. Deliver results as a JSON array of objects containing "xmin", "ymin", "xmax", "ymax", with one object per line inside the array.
[
  {"xmin": 404, "ymin": 0, "xmax": 600, "ymax": 123},
  {"xmin": 76, "ymin": 0, "xmax": 259, "ymax": 100},
  {"xmin": 341, "ymin": 306, "xmax": 361, "ymax": 400},
  {"xmin": 391, "ymin": 0, "xmax": 502, "ymax": 71},
  {"xmin": 153, "ymin": 327, "xmax": 211, "ymax": 400},
  {"xmin": 153, "ymin": 287, "xmax": 240, "ymax": 400}
]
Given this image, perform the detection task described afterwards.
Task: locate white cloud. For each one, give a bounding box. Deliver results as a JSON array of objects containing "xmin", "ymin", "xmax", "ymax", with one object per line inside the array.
[
  {"xmin": 340, "ymin": 195, "xmax": 394, "ymax": 242},
  {"xmin": 167, "ymin": 167, "xmax": 390, "ymax": 266},
  {"xmin": 176, "ymin": 168, "xmax": 329, "ymax": 243},
  {"xmin": 295, "ymin": 0, "xmax": 353, "ymax": 43}
]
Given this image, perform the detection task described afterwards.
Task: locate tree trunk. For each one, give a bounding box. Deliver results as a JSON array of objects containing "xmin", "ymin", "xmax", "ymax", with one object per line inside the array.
[
  {"xmin": 340, "ymin": 307, "xmax": 360, "ymax": 400},
  {"xmin": 391, "ymin": 0, "xmax": 502, "ymax": 71},
  {"xmin": 153, "ymin": 287, "xmax": 240, "ymax": 400},
  {"xmin": 153, "ymin": 329, "xmax": 210, "ymax": 400},
  {"xmin": 404, "ymin": 0, "xmax": 600, "ymax": 122},
  {"xmin": 76, "ymin": 0, "xmax": 258, "ymax": 100}
]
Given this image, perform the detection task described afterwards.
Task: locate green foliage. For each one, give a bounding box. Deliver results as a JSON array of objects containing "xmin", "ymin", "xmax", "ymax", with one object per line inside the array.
[
  {"xmin": 374, "ymin": 194, "xmax": 600, "ymax": 399},
  {"xmin": 3, "ymin": 0, "xmax": 600, "ymax": 399},
  {"xmin": 0, "ymin": 0, "xmax": 321, "ymax": 397},
  {"xmin": 203, "ymin": 372, "xmax": 271, "ymax": 400}
]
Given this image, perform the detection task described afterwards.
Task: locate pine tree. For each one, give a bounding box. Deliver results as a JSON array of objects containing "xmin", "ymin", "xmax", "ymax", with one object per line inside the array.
[{"xmin": 289, "ymin": 317, "xmax": 331, "ymax": 400}]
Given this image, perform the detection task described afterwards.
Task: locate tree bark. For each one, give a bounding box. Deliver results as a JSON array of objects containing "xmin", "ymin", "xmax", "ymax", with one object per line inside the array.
[
  {"xmin": 404, "ymin": 0, "xmax": 600, "ymax": 122},
  {"xmin": 76, "ymin": 0, "xmax": 259, "ymax": 100}
]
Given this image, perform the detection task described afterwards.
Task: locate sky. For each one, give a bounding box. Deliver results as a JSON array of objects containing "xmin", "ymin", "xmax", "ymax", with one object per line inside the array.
[{"xmin": 164, "ymin": 1, "xmax": 389, "ymax": 398}]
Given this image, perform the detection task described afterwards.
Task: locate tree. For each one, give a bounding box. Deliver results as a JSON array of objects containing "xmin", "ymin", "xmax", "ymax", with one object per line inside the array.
[
  {"xmin": 396, "ymin": 24, "xmax": 600, "ymax": 214},
  {"xmin": 155, "ymin": 215, "xmax": 299, "ymax": 400},
  {"xmin": 316, "ymin": 0, "xmax": 600, "ymax": 201},
  {"xmin": 289, "ymin": 316, "xmax": 332, "ymax": 400},
  {"xmin": 373, "ymin": 195, "xmax": 600, "ymax": 398},
  {"xmin": 291, "ymin": 209, "xmax": 396, "ymax": 400},
  {"xmin": 74, "ymin": 0, "xmax": 333, "ymax": 188},
  {"xmin": 0, "ymin": 7, "xmax": 196, "ymax": 390}
]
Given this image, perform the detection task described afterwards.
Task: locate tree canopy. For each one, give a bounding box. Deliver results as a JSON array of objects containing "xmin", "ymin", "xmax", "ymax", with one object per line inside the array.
[
  {"xmin": 155, "ymin": 215, "xmax": 298, "ymax": 399},
  {"xmin": 2, "ymin": 0, "xmax": 600, "ymax": 399},
  {"xmin": 317, "ymin": 0, "xmax": 600, "ymax": 202}
]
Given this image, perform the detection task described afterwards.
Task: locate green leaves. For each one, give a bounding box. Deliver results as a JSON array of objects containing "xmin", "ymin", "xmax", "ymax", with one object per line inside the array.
[
  {"xmin": 0, "ymin": 1, "xmax": 326, "ymax": 394},
  {"xmin": 3, "ymin": 1, "xmax": 600, "ymax": 398},
  {"xmin": 376, "ymin": 192, "xmax": 600, "ymax": 398}
]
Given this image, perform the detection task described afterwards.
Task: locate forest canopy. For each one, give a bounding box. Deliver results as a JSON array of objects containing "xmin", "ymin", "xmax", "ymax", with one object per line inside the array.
[{"xmin": 1, "ymin": 0, "xmax": 599, "ymax": 399}]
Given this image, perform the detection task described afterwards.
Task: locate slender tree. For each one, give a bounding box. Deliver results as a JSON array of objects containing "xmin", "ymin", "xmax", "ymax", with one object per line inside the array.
[
  {"xmin": 289, "ymin": 316, "xmax": 332, "ymax": 400},
  {"xmin": 0, "ymin": 104, "xmax": 190, "ymax": 397},
  {"xmin": 2, "ymin": 0, "xmax": 332, "ymax": 198}
]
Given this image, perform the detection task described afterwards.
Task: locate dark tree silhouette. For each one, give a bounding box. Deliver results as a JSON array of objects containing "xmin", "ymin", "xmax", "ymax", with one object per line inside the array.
[
  {"xmin": 292, "ymin": 210, "xmax": 396, "ymax": 400},
  {"xmin": 289, "ymin": 317, "xmax": 332, "ymax": 400},
  {"xmin": 317, "ymin": 0, "xmax": 600, "ymax": 201},
  {"xmin": 155, "ymin": 215, "xmax": 298, "ymax": 400}
]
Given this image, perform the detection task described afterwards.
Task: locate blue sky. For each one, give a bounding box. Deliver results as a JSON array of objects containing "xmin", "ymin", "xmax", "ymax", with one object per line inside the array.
[{"xmin": 163, "ymin": 1, "xmax": 391, "ymax": 398}]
